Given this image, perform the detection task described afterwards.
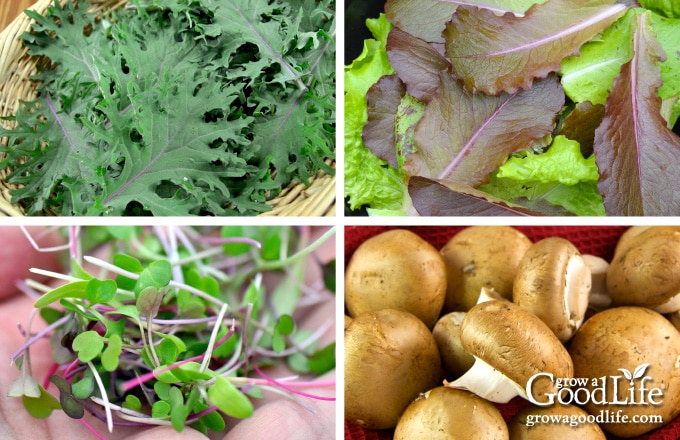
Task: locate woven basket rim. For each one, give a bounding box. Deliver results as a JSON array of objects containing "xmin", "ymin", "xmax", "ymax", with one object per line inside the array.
[{"xmin": 0, "ymin": 0, "xmax": 336, "ymax": 217}]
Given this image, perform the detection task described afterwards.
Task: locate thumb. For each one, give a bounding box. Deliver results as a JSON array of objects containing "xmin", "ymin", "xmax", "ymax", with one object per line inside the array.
[
  {"xmin": 222, "ymin": 371, "xmax": 336, "ymax": 440},
  {"xmin": 0, "ymin": 226, "xmax": 65, "ymax": 301},
  {"xmin": 125, "ymin": 426, "xmax": 209, "ymax": 440}
]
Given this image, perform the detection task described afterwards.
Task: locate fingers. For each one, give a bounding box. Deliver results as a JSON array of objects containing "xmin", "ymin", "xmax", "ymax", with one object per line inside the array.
[
  {"xmin": 222, "ymin": 371, "xmax": 336, "ymax": 440},
  {"xmin": 125, "ymin": 426, "xmax": 209, "ymax": 440},
  {"xmin": 0, "ymin": 226, "xmax": 65, "ymax": 301}
]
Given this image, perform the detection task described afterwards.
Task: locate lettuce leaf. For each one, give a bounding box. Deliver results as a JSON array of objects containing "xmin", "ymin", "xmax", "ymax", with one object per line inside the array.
[
  {"xmin": 639, "ymin": 0, "xmax": 680, "ymax": 18},
  {"xmin": 445, "ymin": 0, "xmax": 627, "ymax": 94},
  {"xmin": 384, "ymin": 0, "xmax": 548, "ymax": 44},
  {"xmin": 593, "ymin": 12, "xmax": 680, "ymax": 215},
  {"xmin": 560, "ymin": 9, "xmax": 637, "ymax": 105},
  {"xmin": 344, "ymin": 14, "xmax": 406, "ymax": 212},
  {"xmin": 650, "ymin": 12, "xmax": 680, "ymax": 126},
  {"xmin": 480, "ymin": 136, "xmax": 605, "ymax": 216}
]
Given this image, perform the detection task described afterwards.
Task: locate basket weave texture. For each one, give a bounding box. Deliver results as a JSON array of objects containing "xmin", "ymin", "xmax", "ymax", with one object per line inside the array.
[
  {"xmin": 345, "ymin": 226, "xmax": 680, "ymax": 440},
  {"xmin": 0, "ymin": 0, "xmax": 336, "ymax": 217}
]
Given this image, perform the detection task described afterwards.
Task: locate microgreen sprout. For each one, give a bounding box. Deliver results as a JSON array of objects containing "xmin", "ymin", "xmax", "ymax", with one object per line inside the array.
[{"xmin": 8, "ymin": 226, "xmax": 336, "ymax": 437}]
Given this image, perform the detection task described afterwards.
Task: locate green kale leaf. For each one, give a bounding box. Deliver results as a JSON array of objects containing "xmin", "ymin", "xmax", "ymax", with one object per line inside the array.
[{"xmin": 0, "ymin": 0, "xmax": 335, "ymax": 216}]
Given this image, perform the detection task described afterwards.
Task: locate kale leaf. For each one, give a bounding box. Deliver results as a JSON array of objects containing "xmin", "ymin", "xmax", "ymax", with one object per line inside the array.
[{"xmin": 0, "ymin": 0, "xmax": 335, "ymax": 216}]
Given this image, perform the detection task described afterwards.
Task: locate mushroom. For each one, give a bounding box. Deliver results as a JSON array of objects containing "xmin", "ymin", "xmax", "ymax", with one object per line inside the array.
[
  {"xmin": 582, "ymin": 254, "xmax": 611, "ymax": 314},
  {"xmin": 394, "ymin": 387, "xmax": 509, "ymax": 440},
  {"xmin": 607, "ymin": 227, "xmax": 680, "ymax": 313},
  {"xmin": 508, "ymin": 403, "xmax": 606, "ymax": 439},
  {"xmin": 345, "ymin": 229, "xmax": 447, "ymax": 328},
  {"xmin": 444, "ymin": 300, "xmax": 573, "ymax": 403},
  {"xmin": 513, "ymin": 237, "xmax": 591, "ymax": 342},
  {"xmin": 569, "ymin": 306, "xmax": 680, "ymax": 438},
  {"xmin": 343, "ymin": 314, "xmax": 352, "ymax": 330},
  {"xmin": 440, "ymin": 226, "xmax": 532, "ymax": 312},
  {"xmin": 432, "ymin": 311, "xmax": 475, "ymax": 379},
  {"xmin": 344, "ymin": 309, "xmax": 441, "ymax": 430}
]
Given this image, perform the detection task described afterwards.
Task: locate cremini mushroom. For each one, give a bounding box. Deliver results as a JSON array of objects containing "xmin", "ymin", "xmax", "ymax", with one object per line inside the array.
[
  {"xmin": 432, "ymin": 311, "xmax": 475, "ymax": 379},
  {"xmin": 444, "ymin": 300, "xmax": 573, "ymax": 403},
  {"xmin": 569, "ymin": 306, "xmax": 680, "ymax": 437},
  {"xmin": 440, "ymin": 226, "xmax": 532, "ymax": 312},
  {"xmin": 344, "ymin": 309, "xmax": 441, "ymax": 430},
  {"xmin": 345, "ymin": 229, "xmax": 447, "ymax": 328},
  {"xmin": 582, "ymin": 254, "xmax": 611, "ymax": 314},
  {"xmin": 395, "ymin": 387, "xmax": 509, "ymax": 440},
  {"xmin": 607, "ymin": 227, "xmax": 680, "ymax": 313},
  {"xmin": 513, "ymin": 237, "xmax": 591, "ymax": 342},
  {"xmin": 507, "ymin": 403, "xmax": 606, "ymax": 439}
]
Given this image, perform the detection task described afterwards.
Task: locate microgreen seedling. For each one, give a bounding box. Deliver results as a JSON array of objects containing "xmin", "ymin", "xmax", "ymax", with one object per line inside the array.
[{"xmin": 8, "ymin": 226, "xmax": 336, "ymax": 437}]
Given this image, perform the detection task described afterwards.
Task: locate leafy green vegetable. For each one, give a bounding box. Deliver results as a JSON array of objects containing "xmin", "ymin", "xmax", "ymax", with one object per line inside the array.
[
  {"xmin": 0, "ymin": 0, "xmax": 335, "ymax": 216},
  {"xmin": 22, "ymin": 385, "xmax": 61, "ymax": 419},
  {"xmin": 480, "ymin": 136, "xmax": 605, "ymax": 216},
  {"xmin": 208, "ymin": 376, "xmax": 254, "ymax": 419},
  {"xmin": 34, "ymin": 281, "xmax": 88, "ymax": 308},
  {"xmin": 594, "ymin": 12, "xmax": 680, "ymax": 215},
  {"xmin": 560, "ymin": 9, "xmax": 637, "ymax": 106},
  {"xmin": 10, "ymin": 226, "xmax": 335, "ymax": 435},
  {"xmin": 72, "ymin": 331, "xmax": 104, "ymax": 362},
  {"xmin": 347, "ymin": 0, "xmax": 680, "ymax": 215},
  {"xmin": 344, "ymin": 14, "xmax": 406, "ymax": 212},
  {"xmin": 445, "ymin": 0, "xmax": 627, "ymax": 95}
]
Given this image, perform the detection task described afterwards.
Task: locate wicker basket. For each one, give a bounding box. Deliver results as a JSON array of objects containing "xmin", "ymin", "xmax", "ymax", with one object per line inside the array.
[{"xmin": 0, "ymin": 0, "xmax": 336, "ymax": 217}]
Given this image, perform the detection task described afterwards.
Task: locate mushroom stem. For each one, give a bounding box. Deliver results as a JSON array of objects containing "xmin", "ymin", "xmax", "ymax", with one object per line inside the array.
[
  {"xmin": 654, "ymin": 293, "xmax": 680, "ymax": 314},
  {"xmin": 444, "ymin": 356, "xmax": 526, "ymax": 403}
]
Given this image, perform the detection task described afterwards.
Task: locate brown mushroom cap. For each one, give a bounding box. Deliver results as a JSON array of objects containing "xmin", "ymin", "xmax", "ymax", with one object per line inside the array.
[
  {"xmin": 344, "ymin": 309, "xmax": 441, "ymax": 430},
  {"xmin": 345, "ymin": 229, "xmax": 447, "ymax": 328},
  {"xmin": 432, "ymin": 311, "xmax": 475, "ymax": 378},
  {"xmin": 441, "ymin": 226, "xmax": 532, "ymax": 312},
  {"xmin": 513, "ymin": 237, "xmax": 591, "ymax": 342},
  {"xmin": 460, "ymin": 300, "xmax": 573, "ymax": 400},
  {"xmin": 569, "ymin": 306, "xmax": 680, "ymax": 438},
  {"xmin": 508, "ymin": 404, "xmax": 606, "ymax": 439},
  {"xmin": 395, "ymin": 387, "xmax": 509, "ymax": 440},
  {"xmin": 607, "ymin": 227, "xmax": 680, "ymax": 311}
]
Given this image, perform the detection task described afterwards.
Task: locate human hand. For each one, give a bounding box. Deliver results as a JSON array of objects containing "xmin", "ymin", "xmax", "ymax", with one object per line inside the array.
[{"xmin": 0, "ymin": 226, "xmax": 335, "ymax": 440}]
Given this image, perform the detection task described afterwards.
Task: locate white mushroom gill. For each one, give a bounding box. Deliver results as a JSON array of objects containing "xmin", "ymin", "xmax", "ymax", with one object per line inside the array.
[{"xmin": 444, "ymin": 356, "xmax": 526, "ymax": 403}]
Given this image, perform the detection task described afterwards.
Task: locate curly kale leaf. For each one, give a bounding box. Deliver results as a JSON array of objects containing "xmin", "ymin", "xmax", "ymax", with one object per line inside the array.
[{"xmin": 0, "ymin": 0, "xmax": 335, "ymax": 215}]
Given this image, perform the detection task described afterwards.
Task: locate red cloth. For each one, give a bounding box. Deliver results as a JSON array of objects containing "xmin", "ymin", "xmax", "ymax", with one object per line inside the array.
[{"xmin": 344, "ymin": 226, "xmax": 680, "ymax": 440}]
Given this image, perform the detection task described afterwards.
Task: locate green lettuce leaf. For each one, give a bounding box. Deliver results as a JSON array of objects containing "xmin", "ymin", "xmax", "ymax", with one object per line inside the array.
[
  {"xmin": 650, "ymin": 12, "xmax": 680, "ymax": 126},
  {"xmin": 560, "ymin": 9, "xmax": 637, "ymax": 105},
  {"xmin": 480, "ymin": 136, "xmax": 605, "ymax": 215},
  {"xmin": 639, "ymin": 0, "xmax": 680, "ymax": 18},
  {"xmin": 344, "ymin": 14, "xmax": 406, "ymax": 212}
]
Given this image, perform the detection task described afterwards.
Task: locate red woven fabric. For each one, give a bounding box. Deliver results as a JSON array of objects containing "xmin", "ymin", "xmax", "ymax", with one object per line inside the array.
[{"xmin": 344, "ymin": 226, "xmax": 680, "ymax": 440}]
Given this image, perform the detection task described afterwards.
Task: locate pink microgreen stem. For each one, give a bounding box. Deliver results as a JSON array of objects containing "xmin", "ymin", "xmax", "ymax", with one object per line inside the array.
[
  {"xmin": 42, "ymin": 362, "xmax": 59, "ymax": 389},
  {"xmin": 199, "ymin": 236, "xmax": 262, "ymax": 248},
  {"xmin": 251, "ymin": 362, "xmax": 335, "ymax": 402},
  {"xmin": 62, "ymin": 359, "xmax": 81, "ymax": 380},
  {"xmin": 121, "ymin": 354, "xmax": 204, "ymax": 392},
  {"xmin": 9, "ymin": 314, "xmax": 71, "ymax": 364},
  {"xmin": 79, "ymin": 417, "xmax": 107, "ymax": 440}
]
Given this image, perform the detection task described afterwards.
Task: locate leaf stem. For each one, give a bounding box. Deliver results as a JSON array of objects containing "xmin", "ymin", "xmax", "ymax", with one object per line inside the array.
[
  {"xmin": 200, "ymin": 303, "xmax": 228, "ymax": 373},
  {"xmin": 88, "ymin": 361, "xmax": 113, "ymax": 433}
]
